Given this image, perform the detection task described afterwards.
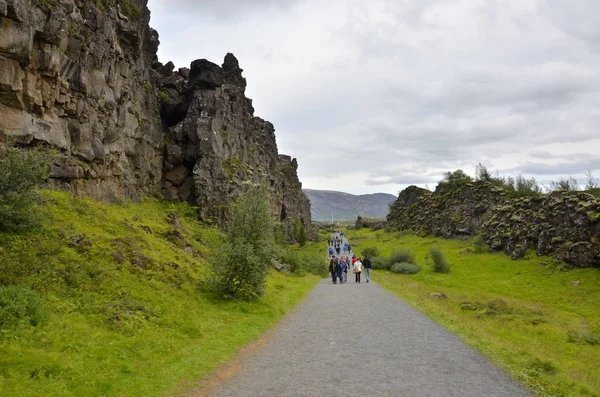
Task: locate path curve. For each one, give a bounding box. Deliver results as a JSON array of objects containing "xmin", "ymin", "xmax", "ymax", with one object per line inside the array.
[{"xmin": 205, "ymin": 278, "xmax": 530, "ymax": 396}]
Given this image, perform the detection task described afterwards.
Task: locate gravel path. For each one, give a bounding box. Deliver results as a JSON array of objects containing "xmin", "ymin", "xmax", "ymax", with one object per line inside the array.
[{"xmin": 208, "ymin": 278, "xmax": 530, "ymax": 397}]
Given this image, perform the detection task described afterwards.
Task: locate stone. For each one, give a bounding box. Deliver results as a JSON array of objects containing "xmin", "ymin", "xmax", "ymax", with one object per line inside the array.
[
  {"xmin": 189, "ymin": 58, "xmax": 223, "ymax": 89},
  {"xmin": 571, "ymin": 280, "xmax": 580, "ymax": 287},
  {"xmin": 165, "ymin": 165, "xmax": 187, "ymax": 187},
  {"xmin": 429, "ymin": 293, "xmax": 447, "ymax": 300}
]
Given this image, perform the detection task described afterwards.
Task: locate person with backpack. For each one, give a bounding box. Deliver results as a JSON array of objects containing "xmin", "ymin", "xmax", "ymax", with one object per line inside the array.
[
  {"xmin": 337, "ymin": 259, "xmax": 346, "ymax": 284},
  {"xmin": 353, "ymin": 258, "xmax": 362, "ymax": 283},
  {"xmin": 363, "ymin": 256, "xmax": 372, "ymax": 283}
]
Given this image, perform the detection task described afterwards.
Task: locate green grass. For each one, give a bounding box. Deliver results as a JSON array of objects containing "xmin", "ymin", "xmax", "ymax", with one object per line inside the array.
[
  {"xmin": 309, "ymin": 228, "xmax": 600, "ymax": 397},
  {"xmin": 0, "ymin": 191, "xmax": 320, "ymax": 396}
]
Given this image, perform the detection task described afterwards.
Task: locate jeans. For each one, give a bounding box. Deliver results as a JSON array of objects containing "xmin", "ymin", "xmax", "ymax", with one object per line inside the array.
[
  {"xmin": 364, "ymin": 268, "xmax": 370, "ymax": 282},
  {"xmin": 355, "ymin": 272, "xmax": 361, "ymax": 283}
]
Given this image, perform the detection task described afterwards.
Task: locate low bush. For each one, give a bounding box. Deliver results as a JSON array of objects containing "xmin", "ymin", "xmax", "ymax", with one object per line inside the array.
[
  {"xmin": 390, "ymin": 262, "xmax": 421, "ymax": 275},
  {"xmin": 361, "ymin": 246, "xmax": 380, "ymax": 259},
  {"xmin": 370, "ymin": 256, "xmax": 390, "ymax": 270},
  {"xmin": 280, "ymin": 251, "xmax": 327, "ymax": 277},
  {"xmin": 0, "ymin": 285, "xmax": 47, "ymax": 330},
  {"xmin": 427, "ymin": 247, "xmax": 450, "ymax": 273},
  {"xmin": 472, "ymin": 235, "xmax": 488, "ymax": 253},
  {"xmin": 567, "ymin": 331, "xmax": 600, "ymax": 346},
  {"xmin": 389, "ymin": 248, "xmax": 416, "ymax": 265}
]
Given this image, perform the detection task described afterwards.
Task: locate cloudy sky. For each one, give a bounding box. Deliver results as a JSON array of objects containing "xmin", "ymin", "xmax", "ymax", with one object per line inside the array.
[{"xmin": 147, "ymin": 0, "xmax": 600, "ymax": 195}]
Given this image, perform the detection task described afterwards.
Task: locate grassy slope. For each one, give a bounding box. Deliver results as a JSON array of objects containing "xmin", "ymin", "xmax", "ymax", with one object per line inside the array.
[
  {"xmin": 307, "ymin": 228, "xmax": 599, "ymax": 397},
  {"xmin": 0, "ymin": 191, "xmax": 320, "ymax": 396}
]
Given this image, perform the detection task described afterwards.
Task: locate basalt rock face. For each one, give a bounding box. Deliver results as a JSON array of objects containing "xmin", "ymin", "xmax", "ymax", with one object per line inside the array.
[
  {"xmin": 387, "ymin": 182, "xmax": 505, "ymax": 239},
  {"xmin": 0, "ymin": 2, "xmax": 311, "ymax": 238},
  {"xmin": 354, "ymin": 216, "xmax": 385, "ymax": 231},
  {"xmin": 481, "ymin": 192, "xmax": 600, "ymax": 267},
  {"xmin": 0, "ymin": 0, "xmax": 163, "ymax": 200},
  {"xmin": 159, "ymin": 54, "xmax": 311, "ymax": 239},
  {"xmin": 387, "ymin": 183, "xmax": 600, "ymax": 268}
]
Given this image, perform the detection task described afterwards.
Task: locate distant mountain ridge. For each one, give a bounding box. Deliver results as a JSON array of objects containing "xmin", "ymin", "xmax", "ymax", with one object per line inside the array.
[{"xmin": 303, "ymin": 189, "xmax": 397, "ymax": 222}]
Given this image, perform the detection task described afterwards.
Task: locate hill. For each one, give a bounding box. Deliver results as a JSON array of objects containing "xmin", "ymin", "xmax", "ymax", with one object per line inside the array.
[{"xmin": 303, "ymin": 189, "xmax": 396, "ymax": 222}]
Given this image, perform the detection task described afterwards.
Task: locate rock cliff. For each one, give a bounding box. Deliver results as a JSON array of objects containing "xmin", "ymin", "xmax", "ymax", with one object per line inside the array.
[
  {"xmin": 387, "ymin": 183, "xmax": 600, "ymax": 268},
  {"xmin": 0, "ymin": 0, "xmax": 163, "ymax": 199},
  {"xmin": 0, "ymin": 0, "xmax": 311, "ymax": 238}
]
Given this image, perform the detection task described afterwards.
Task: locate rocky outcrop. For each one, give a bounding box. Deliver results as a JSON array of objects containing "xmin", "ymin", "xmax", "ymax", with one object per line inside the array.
[
  {"xmin": 387, "ymin": 182, "xmax": 600, "ymax": 268},
  {"xmin": 481, "ymin": 192, "xmax": 600, "ymax": 267},
  {"xmin": 0, "ymin": 1, "xmax": 311, "ymax": 239},
  {"xmin": 158, "ymin": 53, "xmax": 311, "ymax": 239},
  {"xmin": 354, "ymin": 216, "xmax": 385, "ymax": 231},
  {"xmin": 387, "ymin": 182, "xmax": 505, "ymax": 239},
  {"xmin": 0, "ymin": 0, "xmax": 163, "ymax": 200}
]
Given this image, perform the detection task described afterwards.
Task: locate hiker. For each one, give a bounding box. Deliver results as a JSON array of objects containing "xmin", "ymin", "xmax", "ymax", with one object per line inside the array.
[
  {"xmin": 363, "ymin": 256, "xmax": 372, "ymax": 283},
  {"xmin": 329, "ymin": 257, "xmax": 338, "ymax": 284},
  {"xmin": 353, "ymin": 258, "xmax": 362, "ymax": 283},
  {"xmin": 329, "ymin": 246, "xmax": 334, "ymax": 256},
  {"xmin": 336, "ymin": 246, "xmax": 341, "ymax": 255},
  {"xmin": 352, "ymin": 254, "xmax": 357, "ymax": 265},
  {"xmin": 342, "ymin": 258, "xmax": 348, "ymax": 283},
  {"xmin": 337, "ymin": 259, "xmax": 345, "ymax": 284}
]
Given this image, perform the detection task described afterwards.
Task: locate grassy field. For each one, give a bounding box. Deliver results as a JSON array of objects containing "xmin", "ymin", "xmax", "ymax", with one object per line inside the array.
[
  {"xmin": 0, "ymin": 191, "xmax": 320, "ymax": 396},
  {"xmin": 303, "ymin": 227, "xmax": 600, "ymax": 397}
]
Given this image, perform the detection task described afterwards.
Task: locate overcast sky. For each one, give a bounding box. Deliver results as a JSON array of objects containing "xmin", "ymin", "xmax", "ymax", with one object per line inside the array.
[{"xmin": 147, "ymin": 0, "xmax": 600, "ymax": 195}]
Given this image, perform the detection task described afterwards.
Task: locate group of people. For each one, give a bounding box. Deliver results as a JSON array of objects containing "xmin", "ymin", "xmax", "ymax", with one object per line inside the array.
[
  {"xmin": 328, "ymin": 234, "xmax": 351, "ymax": 256},
  {"xmin": 327, "ymin": 231, "xmax": 372, "ymax": 284}
]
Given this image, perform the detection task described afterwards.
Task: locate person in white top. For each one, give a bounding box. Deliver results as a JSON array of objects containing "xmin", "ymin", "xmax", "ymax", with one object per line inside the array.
[{"xmin": 353, "ymin": 259, "xmax": 362, "ymax": 283}]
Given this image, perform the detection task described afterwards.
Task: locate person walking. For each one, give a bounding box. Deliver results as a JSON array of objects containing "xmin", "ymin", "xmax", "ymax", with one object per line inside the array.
[
  {"xmin": 329, "ymin": 257, "xmax": 338, "ymax": 284},
  {"xmin": 363, "ymin": 256, "xmax": 372, "ymax": 283},
  {"xmin": 337, "ymin": 259, "xmax": 345, "ymax": 284},
  {"xmin": 353, "ymin": 258, "xmax": 362, "ymax": 283}
]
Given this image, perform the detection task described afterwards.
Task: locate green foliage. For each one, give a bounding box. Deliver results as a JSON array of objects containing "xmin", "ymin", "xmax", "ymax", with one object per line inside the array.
[
  {"xmin": 370, "ymin": 256, "xmax": 389, "ymax": 270},
  {"xmin": 361, "ymin": 246, "xmax": 380, "ymax": 258},
  {"xmin": 158, "ymin": 91, "xmax": 169, "ymax": 102},
  {"xmin": 221, "ymin": 156, "xmax": 244, "ymax": 177},
  {"xmin": 427, "ymin": 247, "xmax": 450, "ymax": 273},
  {"xmin": 440, "ymin": 169, "xmax": 472, "ymax": 186},
  {"xmin": 298, "ymin": 224, "xmax": 307, "ymax": 247},
  {"xmin": 0, "ymin": 143, "xmax": 50, "ymax": 231},
  {"xmin": 293, "ymin": 217, "xmax": 301, "ymax": 241},
  {"xmin": 549, "ymin": 177, "xmax": 579, "ymax": 192},
  {"xmin": 475, "ymin": 163, "xmax": 492, "ymax": 182},
  {"xmin": 95, "ymin": 0, "xmax": 107, "ymax": 11},
  {"xmin": 212, "ymin": 187, "xmax": 275, "ymax": 299},
  {"xmin": 390, "ymin": 262, "xmax": 421, "ymax": 275},
  {"xmin": 280, "ymin": 251, "xmax": 327, "ymax": 277},
  {"xmin": 0, "ymin": 285, "xmax": 46, "ymax": 329},
  {"xmin": 503, "ymin": 175, "xmax": 543, "ymax": 197},
  {"xmin": 121, "ymin": 0, "xmax": 141, "ymax": 18},
  {"xmin": 472, "ymin": 235, "xmax": 488, "ymax": 253},
  {"xmin": 389, "ymin": 248, "xmax": 416, "ymax": 265}
]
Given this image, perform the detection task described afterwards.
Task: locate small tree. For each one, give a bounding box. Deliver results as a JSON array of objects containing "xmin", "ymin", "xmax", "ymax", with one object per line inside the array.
[
  {"xmin": 441, "ymin": 169, "xmax": 472, "ymax": 186},
  {"xmin": 293, "ymin": 216, "xmax": 301, "ymax": 242},
  {"xmin": 548, "ymin": 177, "xmax": 579, "ymax": 192},
  {"xmin": 475, "ymin": 163, "xmax": 492, "ymax": 182},
  {"xmin": 298, "ymin": 224, "xmax": 307, "ymax": 247},
  {"xmin": 585, "ymin": 171, "xmax": 599, "ymax": 190},
  {"xmin": 0, "ymin": 142, "xmax": 50, "ymax": 231},
  {"xmin": 212, "ymin": 186, "xmax": 275, "ymax": 299}
]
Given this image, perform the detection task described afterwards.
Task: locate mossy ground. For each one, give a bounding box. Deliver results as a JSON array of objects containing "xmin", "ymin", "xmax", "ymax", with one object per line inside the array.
[
  {"xmin": 300, "ymin": 227, "xmax": 600, "ymax": 397},
  {"xmin": 0, "ymin": 191, "xmax": 320, "ymax": 396}
]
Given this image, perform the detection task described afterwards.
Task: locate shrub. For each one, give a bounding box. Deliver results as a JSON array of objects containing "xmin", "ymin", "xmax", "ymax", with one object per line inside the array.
[
  {"xmin": 427, "ymin": 247, "xmax": 450, "ymax": 273},
  {"xmin": 389, "ymin": 248, "xmax": 416, "ymax": 265},
  {"xmin": 370, "ymin": 256, "xmax": 389, "ymax": 270},
  {"xmin": 0, "ymin": 285, "xmax": 47, "ymax": 330},
  {"xmin": 361, "ymin": 246, "xmax": 380, "ymax": 258},
  {"xmin": 298, "ymin": 224, "xmax": 307, "ymax": 246},
  {"xmin": 567, "ymin": 331, "xmax": 600, "ymax": 346},
  {"xmin": 0, "ymin": 142, "xmax": 50, "ymax": 231},
  {"xmin": 390, "ymin": 262, "xmax": 421, "ymax": 274},
  {"xmin": 211, "ymin": 187, "xmax": 275, "ymax": 299},
  {"xmin": 472, "ymin": 235, "xmax": 488, "ymax": 253}
]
